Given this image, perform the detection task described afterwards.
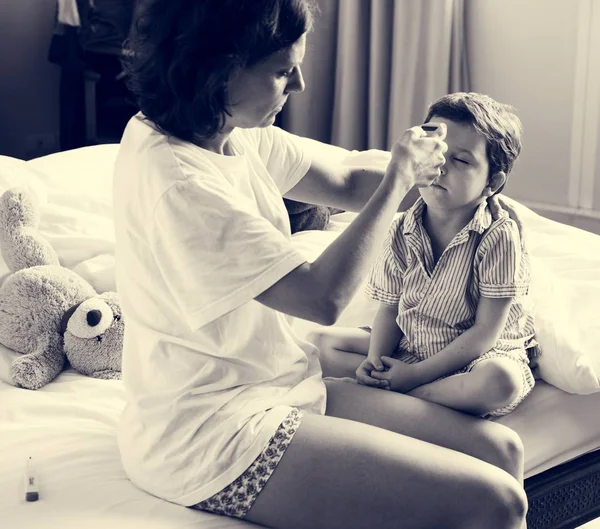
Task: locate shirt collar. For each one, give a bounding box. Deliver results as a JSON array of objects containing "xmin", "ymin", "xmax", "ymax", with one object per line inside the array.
[{"xmin": 403, "ymin": 196, "xmax": 492, "ymax": 236}]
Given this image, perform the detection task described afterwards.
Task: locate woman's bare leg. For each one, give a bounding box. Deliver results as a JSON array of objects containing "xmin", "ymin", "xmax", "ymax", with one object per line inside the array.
[
  {"xmin": 326, "ymin": 379, "xmax": 528, "ymax": 529},
  {"xmin": 245, "ymin": 408, "xmax": 526, "ymax": 529},
  {"xmin": 325, "ymin": 377, "xmax": 525, "ymax": 486}
]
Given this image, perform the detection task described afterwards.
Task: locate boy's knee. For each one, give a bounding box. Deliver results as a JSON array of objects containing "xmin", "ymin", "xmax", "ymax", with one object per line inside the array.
[
  {"xmin": 476, "ymin": 360, "xmax": 523, "ymax": 410},
  {"xmin": 306, "ymin": 330, "xmax": 335, "ymax": 357},
  {"xmin": 306, "ymin": 330, "xmax": 325, "ymax": 349},
  {"xmin": 306, "ymin": 330, "xmax": 338, "ymax": 374}
]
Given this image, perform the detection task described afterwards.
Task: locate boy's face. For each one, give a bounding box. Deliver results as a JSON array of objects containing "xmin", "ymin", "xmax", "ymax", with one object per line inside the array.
[{"xmin": 419, "ymin": 117, "xmax": 501, "ymax": 211}]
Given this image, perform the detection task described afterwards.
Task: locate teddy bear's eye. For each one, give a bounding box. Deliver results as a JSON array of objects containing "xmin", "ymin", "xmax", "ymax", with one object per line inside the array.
[
  {"xmin": 114, "ymin": 315, "xmax": 121, "ymax": 321},
  {"xmin": 96, "ymin": 336, "xmax": 103, "ymax": 342}
]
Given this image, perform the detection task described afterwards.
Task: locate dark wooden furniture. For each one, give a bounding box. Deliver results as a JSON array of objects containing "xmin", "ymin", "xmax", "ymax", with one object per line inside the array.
[{"xmin": 525, "ymin": 449, "xmax": 600, "ymax": 529}]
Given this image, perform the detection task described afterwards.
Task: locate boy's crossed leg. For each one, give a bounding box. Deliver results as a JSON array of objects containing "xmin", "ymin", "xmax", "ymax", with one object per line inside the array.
[
  {"xmin": 308, "ymin": 327, "xmax": 529, "ymax": 417},
  {"xmin": 405, "ymin": 357, "xmax": 526, "ymax": 417}
]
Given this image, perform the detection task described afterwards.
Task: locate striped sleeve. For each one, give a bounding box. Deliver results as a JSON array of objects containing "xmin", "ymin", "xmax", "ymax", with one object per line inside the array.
[
  {"xmin": 365, "ymin": 218, "xmax": 406, "ymax": 305},
  {"xmin": 478, "ymin": 219, "xmax": 529, "ymax": 298}
]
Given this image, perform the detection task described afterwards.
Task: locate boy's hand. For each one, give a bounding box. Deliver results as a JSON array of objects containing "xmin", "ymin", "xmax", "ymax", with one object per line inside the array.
[
  {"xmin": 369, "ymin": 356, "xmax": 423, "ymax": 393},
  {"xmin": 356, "ymin": 355, "xmax": 390, "ymax": 389}
]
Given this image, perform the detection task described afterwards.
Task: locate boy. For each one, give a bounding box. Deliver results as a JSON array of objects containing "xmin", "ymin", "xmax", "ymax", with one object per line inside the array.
[{"xmin": 312, "ymin": 92, "xmax": 538, "ymax": 418}]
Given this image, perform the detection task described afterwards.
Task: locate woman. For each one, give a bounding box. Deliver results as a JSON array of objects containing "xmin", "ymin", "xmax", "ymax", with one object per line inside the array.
[{"xmin": 113, "ymin": 1, "xmax": 528, "ymax": 528}]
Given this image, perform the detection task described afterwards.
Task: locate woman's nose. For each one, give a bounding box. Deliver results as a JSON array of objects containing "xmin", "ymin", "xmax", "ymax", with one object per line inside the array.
[{"xmin": 287, "ymin": 66, "xmax": 305, "ymax": 93}]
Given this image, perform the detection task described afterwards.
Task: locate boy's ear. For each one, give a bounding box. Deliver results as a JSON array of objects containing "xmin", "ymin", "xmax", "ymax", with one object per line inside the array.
[{"xmin": 484, "ymin": 171, "xmax": 506, "ymax": 196}]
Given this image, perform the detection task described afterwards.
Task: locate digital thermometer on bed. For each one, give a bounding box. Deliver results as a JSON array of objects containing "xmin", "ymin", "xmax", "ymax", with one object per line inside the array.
[{"xmin": 24, "ymin": 457, "xmax": 39, "ymax": 502}]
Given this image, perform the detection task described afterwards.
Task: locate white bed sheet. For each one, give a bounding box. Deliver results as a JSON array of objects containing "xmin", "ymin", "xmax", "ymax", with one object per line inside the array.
[{"xmin": 1, "ymin": 144, "xmax": 600, "ymax": 528}]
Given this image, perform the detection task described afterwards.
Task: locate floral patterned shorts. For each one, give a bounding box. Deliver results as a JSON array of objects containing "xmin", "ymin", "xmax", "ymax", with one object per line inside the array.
[{"xmin": 191, "ymin": 408, "xmax": 303, "ymax": 519}]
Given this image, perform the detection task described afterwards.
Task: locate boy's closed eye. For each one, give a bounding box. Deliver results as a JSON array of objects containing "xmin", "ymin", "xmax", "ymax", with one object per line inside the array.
[{"xmin": 454, "ymin": 157, "xmax": 469, "ymax": 164}]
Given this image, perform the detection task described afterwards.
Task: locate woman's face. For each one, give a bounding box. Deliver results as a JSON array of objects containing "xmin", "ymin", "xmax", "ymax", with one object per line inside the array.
[{"xmin": 224, "ymin": 33, "xmax": 307, "ymax": 130}]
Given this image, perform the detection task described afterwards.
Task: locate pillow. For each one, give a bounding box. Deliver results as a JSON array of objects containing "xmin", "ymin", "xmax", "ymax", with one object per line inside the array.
[
  {"xmin": 499, "ymin": 197, "xmax": 600, "ymax": 394},
  {"xmin": 26, "ymin": 144, "xmax": 118, "ymax": 198},
  {"xmin": 25, "ymin": 145, "xmax": 119, "ymax": 270},
  {"xmin": 529, "ymin": 255, "xmax": 600, "ymax": 393}
]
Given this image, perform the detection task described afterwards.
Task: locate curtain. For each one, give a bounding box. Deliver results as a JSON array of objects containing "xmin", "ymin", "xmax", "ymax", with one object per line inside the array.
[{"xmin": 281, "ymin": 0, "xmax": 470, "ymax": 151}]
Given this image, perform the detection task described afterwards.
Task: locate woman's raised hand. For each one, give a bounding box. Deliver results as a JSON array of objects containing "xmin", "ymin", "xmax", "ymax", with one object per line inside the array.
[{"xmin": 387, "ymin": 123, "xmax": 448, "ymax": 189}]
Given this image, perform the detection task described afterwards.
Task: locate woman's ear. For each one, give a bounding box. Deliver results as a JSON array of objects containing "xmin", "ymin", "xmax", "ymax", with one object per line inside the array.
[{"xmin": 484, "ymin": 171, "xmax": 506, "ymax": 197}]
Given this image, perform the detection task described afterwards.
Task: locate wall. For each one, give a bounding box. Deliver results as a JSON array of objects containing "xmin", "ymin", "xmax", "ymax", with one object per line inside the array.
[
  {"xmin": 0, "ymin": 0, "xmax": 61, "ymax": 160},
  {"xmin": 467, "ymin": 0, "xmax": 600, "ymax": 234}
]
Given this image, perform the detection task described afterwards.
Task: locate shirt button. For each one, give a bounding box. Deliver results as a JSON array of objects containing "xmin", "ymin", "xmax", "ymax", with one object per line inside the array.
[{"xmin": 418, "ymin": 345, "xmax": 427, "ymax": 355}]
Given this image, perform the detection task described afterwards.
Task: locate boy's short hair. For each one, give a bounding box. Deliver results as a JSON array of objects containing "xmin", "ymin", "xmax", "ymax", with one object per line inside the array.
[
  {"xmin": 424, "ymin": 92, "xmax": 523, "ymax": 188},
  {"xmin": 122, "ymin": 0, "xmax": 318, "ymax": 141}
]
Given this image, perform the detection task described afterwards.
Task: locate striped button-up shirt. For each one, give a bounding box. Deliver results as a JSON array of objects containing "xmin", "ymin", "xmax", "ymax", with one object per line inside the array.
[{"xmin": 366, "ymin": 197, "xmax": 538, "ymax": 362}]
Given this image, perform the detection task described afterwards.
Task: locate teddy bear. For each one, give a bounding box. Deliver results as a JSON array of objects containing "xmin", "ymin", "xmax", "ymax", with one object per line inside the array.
[{"xmin": 0, "ymin": 187, "xmax": 124, "ymax": 390}]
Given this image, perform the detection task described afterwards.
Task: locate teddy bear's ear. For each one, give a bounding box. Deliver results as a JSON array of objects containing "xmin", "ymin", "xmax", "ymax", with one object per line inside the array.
[{"xmin": 0, "ymin": 187, "xmax": 60, "ymax": 273}]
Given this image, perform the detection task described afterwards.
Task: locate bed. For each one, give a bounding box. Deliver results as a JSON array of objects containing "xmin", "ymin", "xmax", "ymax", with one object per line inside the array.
[{"xmin": 1, "ymin": 142, "xmax": 599, "ymax": 529}]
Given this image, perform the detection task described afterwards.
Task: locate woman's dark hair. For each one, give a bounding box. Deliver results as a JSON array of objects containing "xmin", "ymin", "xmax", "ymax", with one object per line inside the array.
[{"xmin": 122, "ymin": 0, "xmax": 317, "ymax": 140}]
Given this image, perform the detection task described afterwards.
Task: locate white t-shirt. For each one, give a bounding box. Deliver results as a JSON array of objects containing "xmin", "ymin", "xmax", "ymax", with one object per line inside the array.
[{"xmin": 113, "ymin": 114, "xmax": 327, "ymax": 506}]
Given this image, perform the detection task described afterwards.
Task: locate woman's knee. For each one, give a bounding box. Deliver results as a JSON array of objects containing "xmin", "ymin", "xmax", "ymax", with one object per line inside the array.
[
  {"xmin": 480, "ymin": 421, "xmax": 525, "ymax": 481},
  {"xmin": 307, "ymin": 330, "xmax": 337, "ymax": 368},
  {"xmin": 472, "ymin": 472, "xmax": 528, "ymax": 529}
]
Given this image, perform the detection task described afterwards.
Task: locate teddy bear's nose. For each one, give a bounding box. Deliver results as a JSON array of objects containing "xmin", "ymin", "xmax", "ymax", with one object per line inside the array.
[{"xmin": 86, "ymin": 309, "xmax": 103, "ymax": 327}]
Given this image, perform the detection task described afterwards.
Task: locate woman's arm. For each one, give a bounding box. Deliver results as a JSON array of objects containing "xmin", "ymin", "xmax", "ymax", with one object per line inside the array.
[
  {"xmin": 256, "ymin": 166, "xmax": 411, "ymax": 325},
  {"xmin": 256, "ymin": 126, "xmax": 447, "ymax": 325},
  {"xmin": 285, "ymin": 155, "xmax": 422, "ymax": 213}
]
